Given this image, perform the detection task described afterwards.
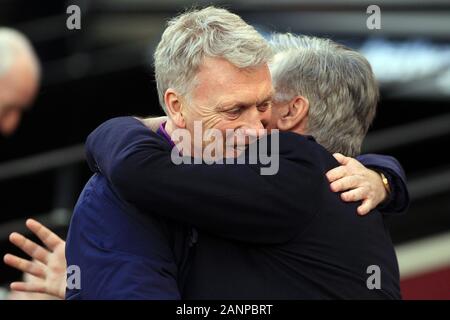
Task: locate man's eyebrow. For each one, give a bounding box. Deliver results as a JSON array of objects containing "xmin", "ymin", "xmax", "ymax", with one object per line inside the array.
[
  {"xmin": 215, "ymin": 100, "xmax": 250, "ymax": 110},
  {"xmin": 255, "ymin": 91, "xmax": 275, "ymax": 106},
  {"xmin": 216, "ymin": 91, "xmax": 274, "ymax": 110},
  {"xmin": 258, "ymin": 94, "xmax": 273, "ymax": 105}
]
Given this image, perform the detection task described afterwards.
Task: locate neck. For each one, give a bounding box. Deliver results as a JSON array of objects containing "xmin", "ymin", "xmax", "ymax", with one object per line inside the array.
[
  {"xmin": 291, "ymin": 118, "xmax": 308, "ymax": 136},
  {"xmin": 164, "ymin": 118, "xmax": 177, "ymax": 138}
]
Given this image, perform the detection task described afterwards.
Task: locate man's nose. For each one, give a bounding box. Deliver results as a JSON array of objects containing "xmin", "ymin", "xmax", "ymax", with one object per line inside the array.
[
  {"xmin": 244, "ymin": 107, "xmax": 267, "ymax": 131},
  {"xmin": 259, "ymin": 105, "xmax": 272, "ymax": 129},
  {"xmin": 238, "ymin": 107, "xmax": 269, "ymax": 139}
]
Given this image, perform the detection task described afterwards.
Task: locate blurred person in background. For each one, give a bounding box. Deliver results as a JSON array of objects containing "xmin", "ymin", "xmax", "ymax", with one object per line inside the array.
[
  {"xmin": 0, "ymin": 27, "xmax": 40, "ymax": 137},
  {"xmin": 0, "ymin": 28, "xmax": 47, "ymax": 299}
]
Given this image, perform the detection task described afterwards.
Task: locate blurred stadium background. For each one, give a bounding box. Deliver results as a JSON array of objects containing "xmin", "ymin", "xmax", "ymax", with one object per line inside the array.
[{"xmin": 0, "ymin": 0, "xmax": 449, "ymax": 299}]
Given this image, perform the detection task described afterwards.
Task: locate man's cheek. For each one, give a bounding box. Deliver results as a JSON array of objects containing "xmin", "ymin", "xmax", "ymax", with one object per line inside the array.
[
  {"xmin": 202, "ymin": 114, "xmax": 228, "ymax": 132},
  {"xmin": 267, "ymin": 111, "xmax": 280, "ymax": 130}
]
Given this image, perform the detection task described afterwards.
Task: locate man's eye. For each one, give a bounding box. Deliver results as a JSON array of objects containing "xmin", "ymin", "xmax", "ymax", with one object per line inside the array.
[
  {"xmin": 257, "ymin": 102, "xmax": 271, "ymax": 112},
  {"xmin": 225, "ymin": 108, "xmax": 241, "ymax": 117}
]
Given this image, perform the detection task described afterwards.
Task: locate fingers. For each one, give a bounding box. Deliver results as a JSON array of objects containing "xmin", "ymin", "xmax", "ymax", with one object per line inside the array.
[
  {"xmin": 9, "ymin": 232, "xmax": 50, "ymax": 264},
  {"xmin": 341, "ymin": 190, "xmax": 374, "ymax": 215},
  {"xmin": 341, "ymin": 188, "xmax": 365, "ymax": 203},
  {"xmin": 139, "ymin": 116, "xmax": 168, "ymax": 132},
  {"xmin": 330, "ymin": 175, "xmax": 360, "ymax": 193},
  {"xmin": 327, "ymin": 155, "xmax": 362, "ymax": 183},
  {"xmin": 26, "ymin": 219, "xmax": 64, "ymax": 251},
  {"xmin": 3, "ymin": 254, "xmax": 46, "ymax": 278},
  {"xmin": 326, "ymin": 166, "xmax": 347, "ymax": 183},
  {"xmin": 10, "ymin": 281, "xmax": 46, "ymax": 294},
  {"xmin": 357, "ymin": 199, "xmax": 374, "ymax": 216}
]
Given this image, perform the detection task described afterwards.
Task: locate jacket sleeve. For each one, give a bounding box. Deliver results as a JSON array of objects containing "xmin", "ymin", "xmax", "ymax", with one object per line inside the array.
[
  {"xmin": 85, "ymin": 117, "xmax": 322, "ymax": 244},
  {"xmin": 357, "ymin": 153, "xmax": 410, "ymax": 214}
]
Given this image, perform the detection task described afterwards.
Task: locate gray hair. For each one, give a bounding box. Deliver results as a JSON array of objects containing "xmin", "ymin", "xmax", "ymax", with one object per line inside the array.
[
  {"xmin": 154, "ymin": 6, "xmax": 273, "ymax": 113},
  {"xmin": 269, "ymin": 33, "xmax": 379, "ymax": 156},
  {"xmin": 0, "ymin": 28, "xmax": 40, "ymax": 79}
]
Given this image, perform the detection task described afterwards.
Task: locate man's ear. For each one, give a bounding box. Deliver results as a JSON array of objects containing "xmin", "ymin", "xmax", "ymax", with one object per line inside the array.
[
  {"xmin": 164, "ymin": 88, "xmax": 186, "ymax": 128},
  {"xmin": 276, "ymin": 95, "xmax": 309, "ymax": 132}
]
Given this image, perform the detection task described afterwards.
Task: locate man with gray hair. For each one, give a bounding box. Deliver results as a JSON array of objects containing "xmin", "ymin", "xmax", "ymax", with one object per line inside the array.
[
  {"xmin": 0, "ymin": 28, "xmax": 40, "ymax": 136},
  {"xmin": 267, "ymin": 33, "xmax": 405, "ymax": 215},
  {"xmin": 4, "ymin": 7, "xmax": 406, "ymax": 299},
  {"xmin": 268, "ymin": 33, "xmax": 378, "ymax": 157}
]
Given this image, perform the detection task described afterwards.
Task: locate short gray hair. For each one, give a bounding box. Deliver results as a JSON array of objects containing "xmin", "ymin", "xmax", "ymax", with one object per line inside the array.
[
  {"xmin": 269, "ymin": 33, "xmax": 379, "ymax": 156},
  {"xmin": 154, "ymin": 6, "xmax": 273, "ymax": 113},
  {"xmin": 0, "ymin": 28, "xmax": 40, "ymax": 78}
]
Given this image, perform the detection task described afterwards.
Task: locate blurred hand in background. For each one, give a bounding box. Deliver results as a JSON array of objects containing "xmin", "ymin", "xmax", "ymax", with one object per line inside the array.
[{"xmin": 3, "ymin": 219, "xmax": 66, "ymax": 299}]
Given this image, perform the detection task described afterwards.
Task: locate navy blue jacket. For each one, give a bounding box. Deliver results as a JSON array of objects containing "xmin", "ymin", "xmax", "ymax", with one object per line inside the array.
[
  {"xmin": 67, "ymin": 117, "xmax": 408, "ymax": 299},
  {"xmin": 65, "ymin": 173, "xmax": 189, "ymax": 299}
]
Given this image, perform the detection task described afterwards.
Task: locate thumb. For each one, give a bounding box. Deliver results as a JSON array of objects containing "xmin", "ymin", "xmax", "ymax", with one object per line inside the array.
[{"xmin": 333, "ymin": 153, "xmax": 350, "ymax": 165}]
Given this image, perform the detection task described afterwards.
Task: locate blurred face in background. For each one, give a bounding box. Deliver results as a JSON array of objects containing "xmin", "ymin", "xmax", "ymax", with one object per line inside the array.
[{"xmin": 0, "ymin": 45, "xmax": 39, "ymax": 136}]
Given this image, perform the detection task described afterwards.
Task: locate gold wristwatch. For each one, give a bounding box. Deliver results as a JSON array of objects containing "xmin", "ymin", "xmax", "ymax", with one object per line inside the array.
[{"xmin": 379, "ymin": 172, "xmax": 391, "ymax": 194}]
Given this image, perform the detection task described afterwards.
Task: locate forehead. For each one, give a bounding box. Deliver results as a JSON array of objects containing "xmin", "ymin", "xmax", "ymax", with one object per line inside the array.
[{"xmin": 192, "ymin": 56, "xmax": 273, "ymax": 105}]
